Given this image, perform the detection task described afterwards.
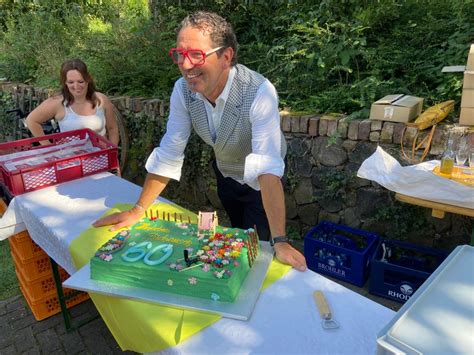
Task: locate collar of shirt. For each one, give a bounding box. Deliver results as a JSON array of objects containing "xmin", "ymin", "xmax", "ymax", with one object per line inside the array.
[{"xmin": 196, "ymin": 67, "xmax": 236, "ymax": 140}]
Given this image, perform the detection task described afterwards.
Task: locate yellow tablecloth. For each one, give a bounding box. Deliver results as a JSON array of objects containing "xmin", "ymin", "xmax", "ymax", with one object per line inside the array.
[{"xmin": 69, "ymin": 202, "xmax": 290, "ymax": 353}]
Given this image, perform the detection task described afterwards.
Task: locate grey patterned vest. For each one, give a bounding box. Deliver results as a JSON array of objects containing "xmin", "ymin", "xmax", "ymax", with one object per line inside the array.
[{"xmin": 181, "ymin": 64, "xmax": 286, "ymax": 181}]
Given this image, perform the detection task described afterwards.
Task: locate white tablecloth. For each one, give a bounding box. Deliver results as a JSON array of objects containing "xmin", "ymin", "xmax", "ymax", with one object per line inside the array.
[
  {"xmin": 357, "ymin": 146, "xmax": 474, "ymax": 209},
  {"xmin": 0, "ymin": 173, "xmax": 396, "ymax": 353}
]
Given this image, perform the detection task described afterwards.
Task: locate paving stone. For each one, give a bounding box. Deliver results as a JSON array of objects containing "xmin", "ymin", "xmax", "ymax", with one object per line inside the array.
[
  {"xmin": 10, "ymin": 310, "xmax": 39, "ymax": 330},
  {"xmin": 6, "ymin": 296, "xmax": 25, "ymax": 313},
  {"xmin": 82, "ymin": 333, "xmax": 114, "ymax": 354},
  {"xmin": 31, "ymin": 314, "xmax": 62, "ymax": 333},
  {"xmin": 7, "ymin": 307, "xmax": 29, "ymax": 323},
  {"xmin": 0, "ymin": 325, "xmax": 14, "ymax": 348},
  {"xmin": 1, "ymin": 344, "xmax": 17, "ymax": 355},
  {"xmin": 36, "ymin": 328, "xmax": 62, "ymax": 353},
  {"xmin": 61, "ymin": 331, "xmax": 86, "ymax": 355},
  {"xmin": 0, "ymin": 302, "xmax": 7, "ymax": 316},
  {"xmin": 13, "ymin": 327, "xmax": 36, "ymax": 353}
]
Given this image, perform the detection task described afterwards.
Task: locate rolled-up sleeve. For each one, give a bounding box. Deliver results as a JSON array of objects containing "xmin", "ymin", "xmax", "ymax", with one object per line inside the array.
[
  {"xmin": 145, "ymin": 79, "xmax": 192, "ymax": 181},
  {"xmin": 243, "ymin": 80, "xmax": 285, "ymax": 190}
]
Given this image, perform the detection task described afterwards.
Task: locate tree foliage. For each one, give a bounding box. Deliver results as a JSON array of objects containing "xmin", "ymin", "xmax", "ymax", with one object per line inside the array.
[{"xmin": 1, "ymin": 0, "xmax": 473, "ymax": 115}]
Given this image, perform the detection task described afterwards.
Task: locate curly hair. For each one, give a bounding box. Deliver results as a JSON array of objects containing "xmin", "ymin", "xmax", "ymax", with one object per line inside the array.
[
  {"xmin": 59, "ymin": 59, "xmax": 99, "ymax": 108},
  {"xmin": 178, "ymin": 11, "xmax": 238, "ymax": 66}
]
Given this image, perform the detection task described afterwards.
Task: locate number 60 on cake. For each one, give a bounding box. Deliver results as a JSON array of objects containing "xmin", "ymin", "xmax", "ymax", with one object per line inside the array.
[{"xmin": 90, "ymin": 211, "xmax": 260, "ymax": 303}]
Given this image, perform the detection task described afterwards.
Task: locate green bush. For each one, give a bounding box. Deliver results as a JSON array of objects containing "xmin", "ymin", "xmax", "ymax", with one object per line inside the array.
[{"xmin": 1, "ymin": 0, "xmax": 473, "ymax": 114}]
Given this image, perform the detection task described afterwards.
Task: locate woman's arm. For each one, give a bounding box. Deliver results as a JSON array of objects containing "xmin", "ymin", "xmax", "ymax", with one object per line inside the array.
[
  {"xmin": 99, "ymin": 93, "xmax": 120, "ymax": 145},
  {"xmin": 25, "ymin": 97, "xmax": 62, "ymax": 145}
]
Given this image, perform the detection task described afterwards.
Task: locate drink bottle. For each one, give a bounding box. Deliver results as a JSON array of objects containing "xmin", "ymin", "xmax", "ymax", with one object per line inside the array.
[{"xmin": 440, "ymin": 138, "xmax": 455, "ymax": 175}]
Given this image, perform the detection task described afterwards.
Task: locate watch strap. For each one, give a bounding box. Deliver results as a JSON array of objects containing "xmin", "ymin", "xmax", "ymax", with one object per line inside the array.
[{"xmin": 270, "ymin": 235, "xmax": 289, "ymax": 246}]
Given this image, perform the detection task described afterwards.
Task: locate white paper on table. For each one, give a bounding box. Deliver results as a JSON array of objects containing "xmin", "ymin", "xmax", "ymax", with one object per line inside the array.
[{"xmin": 357, "ymin": 146, "xmax": 474, "ymax": 209}]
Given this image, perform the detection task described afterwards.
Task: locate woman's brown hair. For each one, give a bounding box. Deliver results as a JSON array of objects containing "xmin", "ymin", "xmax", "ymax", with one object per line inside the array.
[{"xmin": 60, "ymin": 59, "xmax": 99, "ymax": 108}]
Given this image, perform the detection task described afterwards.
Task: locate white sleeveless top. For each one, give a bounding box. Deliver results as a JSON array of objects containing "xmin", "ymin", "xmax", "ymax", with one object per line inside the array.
[{"xmin": 59, "ymin": 102, "xmax": 106, "ymax": 136}]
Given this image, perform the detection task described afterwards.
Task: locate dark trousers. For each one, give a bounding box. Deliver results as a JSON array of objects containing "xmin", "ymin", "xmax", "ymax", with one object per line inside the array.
[{"xmin": 213, "ymin": 161, "xmax": 270, "ymax": 241}]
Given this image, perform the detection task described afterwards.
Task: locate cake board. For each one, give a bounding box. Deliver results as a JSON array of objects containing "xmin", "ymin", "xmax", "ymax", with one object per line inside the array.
[{"xmin": 63, "ymin": 241, "xmax": 274, "ymax": 321}]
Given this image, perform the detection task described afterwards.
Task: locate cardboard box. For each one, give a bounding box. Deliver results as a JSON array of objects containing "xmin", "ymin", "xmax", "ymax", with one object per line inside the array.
[
  {"xmin": 466, "ymin": 43, "xmax": 474, "ymax": 70},
  {"xmin": 460, "ymin": 107, "xmax": 474, "ymax": 126},
  {"xmin": 464, "ymin": 71, "xmax": 474, "ymax": 89},
  {"xmin": 461, "ymin": 89, "xmax": 474, "ymax": 107},
  {"xmin": 370, "ymin": 94, "xmax": 424, "ymax": 123}
]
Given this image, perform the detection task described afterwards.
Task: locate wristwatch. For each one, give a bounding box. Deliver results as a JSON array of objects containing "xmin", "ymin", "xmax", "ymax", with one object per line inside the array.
[{"xmin": 270, "ymin": 235, "xmax": 289, "ymax": 246}]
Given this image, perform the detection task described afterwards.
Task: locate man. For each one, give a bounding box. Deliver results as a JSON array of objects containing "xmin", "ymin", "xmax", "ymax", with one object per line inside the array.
[{"xmin": 94, "ymin": 11, "xmax": 306, "ymax": 272}]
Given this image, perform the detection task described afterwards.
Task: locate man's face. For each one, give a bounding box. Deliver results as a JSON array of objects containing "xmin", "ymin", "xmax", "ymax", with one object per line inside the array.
[{"xmin": 176, "ymin": 26, "xmax": 233, "ymax": 103}]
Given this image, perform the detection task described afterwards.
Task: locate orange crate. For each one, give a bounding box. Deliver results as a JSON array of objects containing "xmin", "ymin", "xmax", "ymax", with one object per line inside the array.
[
  {"xmin": 0, "ymin": 198, "xmax": 6, "ymax": 215},
  {"xmin": 15, "ymin": 262, "xmax": 69, "ymax": 300},
  {"xmin": 10, "ymin": 246, "xmax": 53, "ymax": 281},
  {"xmin": 20, "ymin": 284, "xmax": 89, "ymax": 321},
  {"xmin": 8, "ymin": 230, "xmax": 47, "ymax": 261}
]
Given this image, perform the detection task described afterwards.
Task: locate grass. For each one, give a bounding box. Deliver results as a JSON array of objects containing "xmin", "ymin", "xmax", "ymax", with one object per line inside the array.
[{"xmin": 0, "ymin": 239, "xmax": 20, "ymax": 300}]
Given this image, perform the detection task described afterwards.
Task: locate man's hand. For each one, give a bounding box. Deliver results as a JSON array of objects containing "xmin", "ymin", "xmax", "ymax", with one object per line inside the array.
[
  {"xmin": 92, "ymin": 207, "xmax": 143, "ymax": 231},
  {"xmin": 274, "ymin": 242, "xmax": 307, "ymax": 272}
]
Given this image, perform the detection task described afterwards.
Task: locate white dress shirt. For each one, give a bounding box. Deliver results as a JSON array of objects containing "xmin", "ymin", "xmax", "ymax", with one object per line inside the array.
[{"xmin": 145, "ymin": 67, "xmax": 285, "ymax": 191}]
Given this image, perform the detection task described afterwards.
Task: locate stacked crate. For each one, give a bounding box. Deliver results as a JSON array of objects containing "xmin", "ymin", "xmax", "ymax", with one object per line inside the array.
[
  {"xmin": 460, "ymin": 44, "xmax": 474, "ymax": 126},
  {"xmin": 8, "ymin": 231, "xmax": 89, "ymax": 320}
]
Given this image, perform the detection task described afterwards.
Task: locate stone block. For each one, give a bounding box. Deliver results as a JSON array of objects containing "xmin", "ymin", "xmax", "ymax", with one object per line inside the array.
[
  {"xmin": 294, "ymin": 178, "xmax": 314, "ymax": 205},
  {"xmin": 308, "ymin": 117, "xmax": 319, "ymax": 136},
  {"xmin": 403, "ymin": 126, "xmax": 418, "ymax": 146},
  {"xmin": 358, "ymin": 119, "xmax": 371, "ymax": 141},
  {"xmin": 318, "ymin": 210, "xmax": 340, "ymax": 224},
  {"xmin": 319, "ymin": 118, "xmax": 328, "ymax": 136},
  {"xmin": 342, "ymin": 139, "xmax": 358, "ymax": 152},
  {"xmin": 370, "ymin": 120, "xmax": 383, "ymax": 131},
  {"xmin": 369, "ymin": 131, "xmax": 380, "ymax": 142},
  {"xmin": 285, "ymin": 193, "xmax": 298, "ymax": 219},
  {"xmin": 327, "ymin": 118, "xmax": 338, "ymax": 136},
  {"xmin": 337, "ymin": 117, "xmax": 349, "ymax": 138},
  {"xmin": 348, "ymin": 120, "xmax": 360, "ymax": 140},
  {"xmin": 392, "ymin": 123, "xmax": 406, "ymax": 144},
  {"xmin": 281, "ymin": 115, "xmax": 292, "ymax": 132},
  {"xmin": 430, "ymin": 127, "xmax": 449, "ymax": 155},
  {"xmin": 291, "ymin": 116, "xmax": 300, "ymax": 133},
  {"xmin": 299, "ymin": 115, "xmax": 310, "ymax": 133},
  {"xmin": 297, "ymin": 203, "xmax": 320, "ymax": 226},
  {"xmin": 380, "ymin": 122, "xmax": 395, "ymax": 143}
]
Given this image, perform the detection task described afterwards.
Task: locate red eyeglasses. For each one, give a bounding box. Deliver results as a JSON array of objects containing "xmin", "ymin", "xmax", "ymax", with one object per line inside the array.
[{"xmin": 169, "ymin": 47, "xmax": 223, "ymax": 66}]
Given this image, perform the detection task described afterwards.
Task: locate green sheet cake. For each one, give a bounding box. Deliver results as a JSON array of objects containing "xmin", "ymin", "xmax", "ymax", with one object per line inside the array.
[{"xmin": 90, "ymin": 213, "xmax": 259, "ymax": 302}]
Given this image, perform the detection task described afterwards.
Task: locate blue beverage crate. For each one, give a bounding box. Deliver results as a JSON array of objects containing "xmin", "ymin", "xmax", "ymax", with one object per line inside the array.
[
  {"xmin": 369, "ymin": 240, "xmax": 449, "ymax": 303},
  {"xmin": 304, "ymin": 221, "xmax": 380, "ymax": 286}
]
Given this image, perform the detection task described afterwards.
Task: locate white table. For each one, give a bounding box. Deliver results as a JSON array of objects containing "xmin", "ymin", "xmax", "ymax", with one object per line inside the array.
[{"xmin": 0, "ymin": 173, "xmax": 396, "ymax": 353}]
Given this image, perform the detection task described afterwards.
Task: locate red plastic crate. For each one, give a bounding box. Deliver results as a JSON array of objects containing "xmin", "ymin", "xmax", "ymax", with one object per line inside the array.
[{"xmin": 0, "ymin": 129, "xmax": 118, "ymax": 196}]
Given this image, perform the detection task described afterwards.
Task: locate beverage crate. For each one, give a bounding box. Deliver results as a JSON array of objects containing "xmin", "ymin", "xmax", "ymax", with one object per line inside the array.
[
  {"xmin": 304, "ymin": 221, "xmax": 380, "ymax": 286},
  {"xmin": 369, "ymin": 240, "xmax": 449, "ymax": 303},
  {"xmin": 8, "ymin": 230, "xmax": 47, "ymax": 261},
  {"xmin": 15, "ymin": 260, "xmax": 69, "ymax": 300},
  {"xmin": 10, "ymin": 245, "xmax": 54, "ymax": 281},
  {"xmin": 20, "ymin": 284, "xmax": 89, "ymax": 321},
  {"xmin": 0, "ymin": 128, "xmax": 118, "ymax": 196}
]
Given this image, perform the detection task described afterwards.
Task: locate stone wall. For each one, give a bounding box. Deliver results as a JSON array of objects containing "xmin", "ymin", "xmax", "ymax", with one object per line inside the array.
[{"xmin": 1, "ymin": 83, "xmax": 472, "ymax": 251}]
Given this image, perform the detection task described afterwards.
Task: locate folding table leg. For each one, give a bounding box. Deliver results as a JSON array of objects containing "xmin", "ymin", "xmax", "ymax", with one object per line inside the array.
[{"xmin": 50, "ymin": 257, "xmax": 98, "ymax": 332}]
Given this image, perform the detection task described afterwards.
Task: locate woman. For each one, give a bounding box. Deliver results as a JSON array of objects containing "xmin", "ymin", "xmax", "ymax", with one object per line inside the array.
[{"xmin": 26, "ymin": 59, "xmax": 119, "ymax": 145}]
